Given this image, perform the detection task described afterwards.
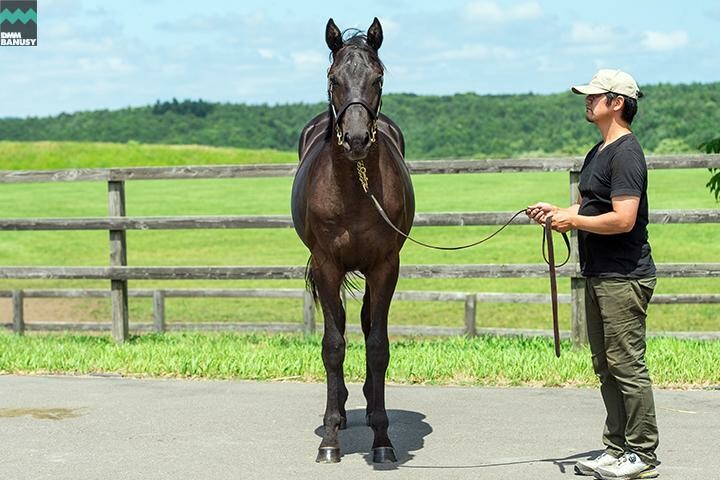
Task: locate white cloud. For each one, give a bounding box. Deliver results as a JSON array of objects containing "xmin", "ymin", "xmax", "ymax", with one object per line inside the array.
[
  {"xmin": 570, "ymin": 23, "xmax": 617, "ymax": 45},
  {"xmin": 509, "ymin": 2, "xmax": 543, "ymax": 20},
  {"xmin": 431, "ymin": 44, "xmax": 515, "ymax": 61},
  {"xmin": 291, "ymin": 51, "xmax": 326, "ymax": 70},
  {"xmin": 464, "ymin": 1, "xmax": 542, "ymax": 23},
  {"xmin": 155, "ymin": 12, "xmax": 266, "ymax": 34},
  {"xmin": 77, "ymin": 57, "xmax": 136, "ymax": 74},
  {"xmin": 258, "ymin": 48, "xmax": 275, "ymax": 59},
  {"xmin": 377, "ymin": 17, "xmax": 399, "ymax": 36},
  {"xmin": 642, "ymin": 31, "xmax": 689, "ymax": 51}
]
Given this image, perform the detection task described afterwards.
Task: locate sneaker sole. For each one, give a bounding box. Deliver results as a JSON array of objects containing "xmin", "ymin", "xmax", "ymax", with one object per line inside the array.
[
  {"xmin": 574, "ymin": 464, "xmax": 597, "ymax": 476},
  {"xmin": 635, "ymin": 469, "xmax": 659, "ymax": 479},
  {"xmin": 594, "ymin": 467, "xmax": 659, "ymax": 480}
]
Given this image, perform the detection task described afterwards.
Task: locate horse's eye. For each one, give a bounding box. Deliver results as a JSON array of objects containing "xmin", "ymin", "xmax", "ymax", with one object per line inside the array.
[
  {"xmin": 328, "ymin": 76, "xmax": 338, "ymax": 86},
  {"xmin": 375, "ymin": 77, "xmax": 384, "ymax": 88}
]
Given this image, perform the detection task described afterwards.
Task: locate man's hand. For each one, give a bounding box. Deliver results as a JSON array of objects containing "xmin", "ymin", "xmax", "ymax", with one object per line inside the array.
[
  {"xmin": 551, "ymin": 210, "xmax": 575, "ymax": 233},
  {"xmin": 526, "ymin": 202, "xmax": 557, "ymax": 225}
]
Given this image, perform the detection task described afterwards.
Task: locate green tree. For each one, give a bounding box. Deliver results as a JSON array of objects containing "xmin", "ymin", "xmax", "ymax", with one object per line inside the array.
[{"xmin": 700, "ymin": 137, "xmax": 720, "ymax": 201}]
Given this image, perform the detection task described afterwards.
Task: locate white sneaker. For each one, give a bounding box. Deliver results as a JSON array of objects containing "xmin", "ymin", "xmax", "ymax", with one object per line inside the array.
[
  {"xmin": 574, "ymin": 452, "xmax": 619, "ymax": 476},
  {"xmin": 594, "ymin": 452, "xmax": 659, "ymax": 479}
]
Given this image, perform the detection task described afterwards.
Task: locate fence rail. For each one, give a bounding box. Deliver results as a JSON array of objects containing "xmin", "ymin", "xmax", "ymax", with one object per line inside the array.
[
  {"xmin": 1, "ymin": 154, "xmax": 719, "ymax": 183},
  {"xmin": 3, "ymin": 288, "xmax": 719, "ymax": 339},
  {"xmin": 1, "ymin": 209, "xmax": 719, "ymax": 231},
  {"xmin": 2, "ymin": 263, "xmax": 720, "ymax": 280},
  {"xmin": 1, "ymin": 155, "xmax": 719, "ymax": 344}
]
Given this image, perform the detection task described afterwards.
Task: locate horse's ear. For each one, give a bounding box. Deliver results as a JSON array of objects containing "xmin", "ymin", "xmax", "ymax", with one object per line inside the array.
[
  {"xmin": 326, "ymin": 18, "xmax": 343, "ymax": 53},
  {"xmin": 367, "ymin": 17, "xmax": 383, "ymax": 51}
]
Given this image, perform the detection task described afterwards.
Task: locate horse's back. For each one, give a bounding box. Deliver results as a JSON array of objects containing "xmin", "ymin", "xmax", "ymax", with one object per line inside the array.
[
  {"xmin": 298, "ymin": 112, "xmax": 331, "ymax": 164},
  {"xmin": 377, "ymin": 113, "xmax": 405, "ymax": 159},
  {"xmin": 377, "ymin": 114, "xmax": 414, "ymax": 228}
]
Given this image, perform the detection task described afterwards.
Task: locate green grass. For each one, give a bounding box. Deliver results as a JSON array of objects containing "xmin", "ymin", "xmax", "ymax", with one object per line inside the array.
[
  {"xmin": 0, "ymin": 140, "xmax": 295, "ymax": 169},
  {"xmin": 0, "ymin": 142, "xmax": 718, "ymax": 332},
  {"xmin": 0, "ymin": 331, "xmax": 717, "ymax": 388}
]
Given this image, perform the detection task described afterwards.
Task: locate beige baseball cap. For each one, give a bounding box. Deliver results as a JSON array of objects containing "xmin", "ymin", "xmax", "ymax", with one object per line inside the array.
[{"xmin": 571, "ymin": 69, "xmax": 640, "ymax": 99}]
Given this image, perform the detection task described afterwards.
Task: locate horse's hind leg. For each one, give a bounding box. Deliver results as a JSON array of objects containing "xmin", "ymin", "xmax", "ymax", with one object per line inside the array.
[
  {"xmin": 313, "ymin": 260, "xmax": 348, "ymax": 463},
  {"xmin": 364, "ymin": 257, "xmax": 399, "ymax": 463}
]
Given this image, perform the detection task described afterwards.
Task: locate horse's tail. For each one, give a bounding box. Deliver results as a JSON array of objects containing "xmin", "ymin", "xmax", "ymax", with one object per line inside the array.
[
  {"xmin": 342, "ymin": 271, "xmax": 364, "ymax": 299},
  {"xmin": 305, "ymin": 256, "xmax": 364, "ymax": 304},
  {"xmin": 305, "ymin": 257, "xmax": 318, "ymax": 303}
]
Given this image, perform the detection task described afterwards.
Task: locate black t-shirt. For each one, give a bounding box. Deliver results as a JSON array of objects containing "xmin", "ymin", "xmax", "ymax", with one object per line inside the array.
[{"xmin": 578, "ymin": 133, "xmax": 656, "ymax": 278}]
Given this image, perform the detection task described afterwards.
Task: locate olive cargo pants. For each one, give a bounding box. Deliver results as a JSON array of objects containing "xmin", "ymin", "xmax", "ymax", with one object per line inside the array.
[{"xmin": 585, "ymin": 277, "xmax": 659, "ymax": 466}]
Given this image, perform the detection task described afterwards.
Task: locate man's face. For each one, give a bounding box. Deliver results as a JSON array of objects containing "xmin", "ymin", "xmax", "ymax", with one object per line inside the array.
[{"xmin": 584, "ymin": 93, "xmax": 608, "ymax": 123}]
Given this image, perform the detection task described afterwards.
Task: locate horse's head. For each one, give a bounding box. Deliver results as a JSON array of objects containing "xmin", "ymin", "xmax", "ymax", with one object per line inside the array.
[{"xmin": 326, "ymin": 17, "xmax": 384, "ymax": 162}]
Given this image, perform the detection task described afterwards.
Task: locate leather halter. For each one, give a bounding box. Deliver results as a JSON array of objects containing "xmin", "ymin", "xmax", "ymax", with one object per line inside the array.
[{"xmin": 328, "ymin": 80, "xmax": 381, "ymax": 145}]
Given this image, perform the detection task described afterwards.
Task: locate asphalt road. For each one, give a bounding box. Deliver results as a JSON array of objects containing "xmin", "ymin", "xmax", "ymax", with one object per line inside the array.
[{"xmin": 0, "ymin": 375, "xmax": 717, "ymax": 480}]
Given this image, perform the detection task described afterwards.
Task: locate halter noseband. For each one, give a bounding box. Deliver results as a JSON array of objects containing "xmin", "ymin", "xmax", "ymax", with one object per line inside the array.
[{"xmin": 328, "ymin": 78, "xmax": 382, "ymax": 146}]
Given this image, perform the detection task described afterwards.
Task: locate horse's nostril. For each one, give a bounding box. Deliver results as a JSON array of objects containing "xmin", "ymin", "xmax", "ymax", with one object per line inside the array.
[
  {"xmin": 363, "ymin": 132, "xmax": 370, "ymax": 145},
  {"xmin": 343, "ymin": 132, "xmax": 350, "ymax": 144}
]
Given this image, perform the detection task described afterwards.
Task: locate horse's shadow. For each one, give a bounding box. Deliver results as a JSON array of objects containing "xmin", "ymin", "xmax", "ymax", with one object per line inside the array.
[{"xmin": 314, "ymin": 408, "xmax": 432, "ymax": 470}]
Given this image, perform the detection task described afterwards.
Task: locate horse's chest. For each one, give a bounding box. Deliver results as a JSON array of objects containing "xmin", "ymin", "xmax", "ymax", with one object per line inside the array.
[{"xmin": 311, "ymin": 210, "xmax": 381, "ymax": 245}]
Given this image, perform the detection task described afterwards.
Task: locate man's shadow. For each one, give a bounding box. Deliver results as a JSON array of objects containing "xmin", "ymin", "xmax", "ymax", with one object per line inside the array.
[{"xmin": 314, "ymin": 408, "xmax": 432, "ymax": 470}]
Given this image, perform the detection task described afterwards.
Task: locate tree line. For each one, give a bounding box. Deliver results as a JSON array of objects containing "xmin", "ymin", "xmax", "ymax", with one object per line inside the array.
[{"xmin": 1, "ymin": 82, "xmax": 718, "ymax": 159}]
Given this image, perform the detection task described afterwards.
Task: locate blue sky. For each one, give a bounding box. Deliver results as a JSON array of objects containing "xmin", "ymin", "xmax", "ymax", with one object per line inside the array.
[{"xmin": 1, "ymin": 0, "xmax": 719, "ymax": 117}]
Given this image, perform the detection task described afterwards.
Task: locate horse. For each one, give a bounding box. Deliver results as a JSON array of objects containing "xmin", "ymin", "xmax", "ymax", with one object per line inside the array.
[{"xmin": 290, "ymin": 17, "xmax": 415, "ymax": 464}]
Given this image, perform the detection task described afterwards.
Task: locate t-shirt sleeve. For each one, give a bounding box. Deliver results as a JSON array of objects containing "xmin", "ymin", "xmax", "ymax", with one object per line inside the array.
[{"xmin": 610, "ymin": 145, "xmax": 646, "ymax": 198}]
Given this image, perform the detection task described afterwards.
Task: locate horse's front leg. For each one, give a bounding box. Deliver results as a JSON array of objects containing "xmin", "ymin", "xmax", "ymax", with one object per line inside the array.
[
  {"xmin": 360, "ymin": 285, "xmax": 374, "ymax": 424},
  {"xmin": 364, "ymin": 255, "xmax": 399, "ymax": 463},
  {"xmin": 312, "ymin": 259, "xmax": 348, "ymax": 463}
]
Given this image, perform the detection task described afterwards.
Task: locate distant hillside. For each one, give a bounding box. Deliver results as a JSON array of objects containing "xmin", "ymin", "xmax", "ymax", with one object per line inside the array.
[{"xmin": 1, "ymin": 82, "xmax": 718, "ymax": 159}]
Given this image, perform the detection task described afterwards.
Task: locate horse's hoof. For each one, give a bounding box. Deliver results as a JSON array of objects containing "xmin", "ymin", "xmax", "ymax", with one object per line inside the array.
[
  {"xmin": 372, "ymin": 447, "xmax": 397, "ymax": 463},
  {"xmin": 339, "ymin": 418, "xmax": 347, "ymax": 430},
  {"xmin": 316, "ymin": 447, "xmax": 341, "ymax": 463}
]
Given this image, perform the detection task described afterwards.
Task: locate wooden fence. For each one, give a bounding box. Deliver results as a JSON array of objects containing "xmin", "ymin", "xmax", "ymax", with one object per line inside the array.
[{"xmin": 1, "ymin": 154, "xmax": 719, "ymax": 345}]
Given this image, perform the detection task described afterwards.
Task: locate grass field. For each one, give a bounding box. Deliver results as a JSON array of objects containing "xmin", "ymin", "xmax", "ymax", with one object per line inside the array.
[
  {"xmin": 0, "ymin": 331, "xmax": 718, "ymax": 388},
  {"xmin": 0, "ymin": 140, "xmax": 295, "ymax": 169},
  {"xmin": 0, "ymin": 142, "xmax": 718, "ymax": 333}
]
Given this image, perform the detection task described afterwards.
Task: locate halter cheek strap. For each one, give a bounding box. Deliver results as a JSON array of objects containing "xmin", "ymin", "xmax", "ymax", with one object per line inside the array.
[{"xmin": 328, "ymin": 83, "xmax": 382, "ymax": 145}]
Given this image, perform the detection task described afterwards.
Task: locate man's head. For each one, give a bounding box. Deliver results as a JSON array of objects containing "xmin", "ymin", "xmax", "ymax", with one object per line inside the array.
[{"xmin": 571, "ymin": 69, "xmax": 643, "ymax": 126}]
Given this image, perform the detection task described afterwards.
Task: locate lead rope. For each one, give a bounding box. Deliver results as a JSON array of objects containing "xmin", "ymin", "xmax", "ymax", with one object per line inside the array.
[
  {"xmin": 357, "ymin": 160, "xmax": 569, "ymax": 356},
  {"xmin": 545, "ymin": 215, "xmax": 562, "ymax": 357},
  {"xmin": 357, "ymin": 162, "xmax": 527, "ymax": 250},
  {"xmin": 357, "ymin": 161, "xmax": 570, "ymax": 256}
]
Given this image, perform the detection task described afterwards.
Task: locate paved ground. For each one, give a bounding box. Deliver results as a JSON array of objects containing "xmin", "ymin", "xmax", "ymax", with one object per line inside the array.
[{"xmin": 0, "ymin": 375, "xmax": 717, "ymax": 480}]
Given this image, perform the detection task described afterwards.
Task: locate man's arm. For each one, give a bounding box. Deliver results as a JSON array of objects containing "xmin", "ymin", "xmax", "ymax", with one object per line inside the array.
[{"xmin": 551, "ymin": 195, "xmax": 639, "ymax": 234}]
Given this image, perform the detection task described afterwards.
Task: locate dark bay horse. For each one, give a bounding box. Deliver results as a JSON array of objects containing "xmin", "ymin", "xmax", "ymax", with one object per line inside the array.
[{"xmin": 291, "ymin": 17, "xmax": 415, "ymax": 464}]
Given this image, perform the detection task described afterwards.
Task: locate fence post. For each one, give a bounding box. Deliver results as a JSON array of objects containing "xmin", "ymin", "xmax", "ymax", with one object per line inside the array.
[
  {"xmin": 569, "ymin": 171, "xmax": 587, "ymax": 348},
  {"xmin": 12, "ymin": 289, "xmax": 25, "ymax": 335},
  {"xmin": 108, "ymin": 180, "xmax": 129, "ymax": 343},
  {"xmin": 153, "ymin": 290, "xmax": 166, "ymax": 333},
  {"xmin": 303, "ymin": 290, "xmax": 316, "ymax": 335},
  {"xmin": 464, "ymin": 294, "xmax": 477, "ymax": 337}
]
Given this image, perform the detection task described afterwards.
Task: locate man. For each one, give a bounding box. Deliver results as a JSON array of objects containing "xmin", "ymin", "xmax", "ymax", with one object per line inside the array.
[{"xmin": 526, "ymin": 69, "xmax": 659, "ymax": 480}]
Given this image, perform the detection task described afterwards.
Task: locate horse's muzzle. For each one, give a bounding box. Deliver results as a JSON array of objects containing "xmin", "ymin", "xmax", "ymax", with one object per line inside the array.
[{"xmin": 343, "ymin": 132, "xmax": 371, "ymax": 161}]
